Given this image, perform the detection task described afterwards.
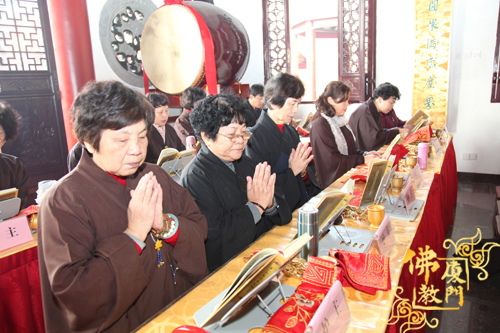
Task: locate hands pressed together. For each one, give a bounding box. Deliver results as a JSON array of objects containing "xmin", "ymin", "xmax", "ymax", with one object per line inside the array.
[
  {"xmin": 288, "ymin": 142, "xmax": 314, "ymax": 176},
  {"xmin": 125, "ymin": 172, "xmax": 164, "ymax": 241},
  {"xmin": 246, "ymin": 162, "xmax": 276, "ymax": 214}
]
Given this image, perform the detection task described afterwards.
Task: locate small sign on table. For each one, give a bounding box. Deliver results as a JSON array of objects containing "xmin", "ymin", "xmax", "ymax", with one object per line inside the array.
[
  {"xmin": 372, "ymin": 216, "xmax": 395, "ymax": 257},
  {"xmin": 305, "ymin": 280, "xmax": 351, "ymax": 333},
  {"xmin": 0, "ymin": 215, "xmax": 33, "ymax": 251}
]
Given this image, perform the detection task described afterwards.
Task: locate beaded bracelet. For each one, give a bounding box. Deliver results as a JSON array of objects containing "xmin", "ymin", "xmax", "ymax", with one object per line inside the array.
[
  {"xmin": 250, "ymin": 201, "xmax": 266, "ymax": 213},
  {"xmin": 151, "ymin": 214, "xmax": 179, "ymax": 239},
  {"xmin": 160, "ymin": 214, "xmax": 179, "ymax": 239}
]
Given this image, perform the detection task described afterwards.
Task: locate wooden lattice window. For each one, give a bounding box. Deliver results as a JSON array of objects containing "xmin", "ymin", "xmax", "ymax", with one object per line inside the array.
[
  {"xmin": 338, "ymin": 0, "xmax": 376, "ymax": 102},
  {"xmin": 262, "ymin": 0, "xmax": 376, "ymax": 102}
]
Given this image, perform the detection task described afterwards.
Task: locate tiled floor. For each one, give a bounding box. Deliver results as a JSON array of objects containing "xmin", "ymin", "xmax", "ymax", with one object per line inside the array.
[{"xmin": 426, "ymin": 180, "xmax": 500, "ymax": 333}]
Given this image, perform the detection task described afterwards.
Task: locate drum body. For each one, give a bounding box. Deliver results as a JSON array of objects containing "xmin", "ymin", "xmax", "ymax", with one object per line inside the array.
[{"xmin": 141, "ymin": 2, "xmax": 250, "ymax": 95}]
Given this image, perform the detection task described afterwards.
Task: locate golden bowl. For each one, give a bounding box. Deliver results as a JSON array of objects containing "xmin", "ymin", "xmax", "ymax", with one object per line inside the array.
[
  {"xmin": 367, "ymin": 205, "xmax": 385, "ymax": 228},
  {"xmin": 406, "ymin": 155, "xmax": 418, "ymax": 170}
]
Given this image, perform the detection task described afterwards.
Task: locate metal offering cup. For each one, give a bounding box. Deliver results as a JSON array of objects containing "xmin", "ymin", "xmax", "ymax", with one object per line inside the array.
[
  {"xmin": 367, "ymin": 205, "xmax": 385, "ymax": 229},
  {"xmin": 435, "ymin": 129, "xmax": 442, "ymax": 138},
  {"xmin": 392, "ymin": 174, "xmax": 404, "ymax": 194},
  {"xmin": 406, "ymin": 155, "xmax": 418, "ymax": 170}
]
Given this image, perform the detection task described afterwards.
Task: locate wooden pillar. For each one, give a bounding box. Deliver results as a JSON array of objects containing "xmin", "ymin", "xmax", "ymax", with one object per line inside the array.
[{"xmin": 47, "ymin": 0, "xmax": 95, "ymax": 151}]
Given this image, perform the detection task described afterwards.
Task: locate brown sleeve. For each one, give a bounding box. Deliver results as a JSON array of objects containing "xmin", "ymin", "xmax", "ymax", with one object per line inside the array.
[
  {"xmin": 40, "ymin": 191, "xmax": 148, "ymax": 331},
  {"xmin": 311, "ymin": 119, "xmax": 364, "ymax": 189},
  {"xmin": 155, "ymin": 168, "xmax": 209, "ymax": 283}
]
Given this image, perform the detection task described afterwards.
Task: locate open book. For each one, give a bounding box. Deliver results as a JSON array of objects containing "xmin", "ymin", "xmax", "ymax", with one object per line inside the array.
[
  {"xmin": 406, "ymin": 110, "xmax": 431, "ymax": 134},
  {"xmin": 0, "ymin": 187, "xmax": 18, "ymax": 202},
  {"xmin": 199, "ymin": 233, "xmax": 312, "ymax": 328}
]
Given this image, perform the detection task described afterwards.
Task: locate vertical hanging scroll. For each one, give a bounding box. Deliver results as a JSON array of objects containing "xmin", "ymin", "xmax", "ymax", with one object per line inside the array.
[{"xmin": 412, "ymin": 0, "xmax": 453, "ymax": 129}]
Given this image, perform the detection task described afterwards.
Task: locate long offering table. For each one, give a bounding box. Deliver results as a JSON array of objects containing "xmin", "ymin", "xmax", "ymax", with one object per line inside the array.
[
  {"xmin": 137, "ymin": 138, "xmax": 457, "ymax": 333},
  {"xmin": 138, "ymin": 140, "xmax": 457, "ymax": 333}
]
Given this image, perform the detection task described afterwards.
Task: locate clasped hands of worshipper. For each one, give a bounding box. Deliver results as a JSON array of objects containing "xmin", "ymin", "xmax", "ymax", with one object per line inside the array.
[
  {"xmin": 246, "ymin": 162, "xmax": 276, "ymax": 214},
  {"xmin": 288, "ymin": 142, "xmax": 314, "ymax": 177},
  {"xmin": 126, "ymin": 171, "xmax": 166, "ymax": 241}
]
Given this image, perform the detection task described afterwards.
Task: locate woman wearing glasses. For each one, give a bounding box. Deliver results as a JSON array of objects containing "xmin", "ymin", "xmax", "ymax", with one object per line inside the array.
[{"xmin": 181, "ymin": 93, "xmax": 292, "ymax": 272}]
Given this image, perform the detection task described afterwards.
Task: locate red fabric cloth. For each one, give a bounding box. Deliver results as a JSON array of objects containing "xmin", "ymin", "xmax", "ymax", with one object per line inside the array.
[
  {"xmin": 401, "ymin": 125, "xmax": 432, "ymax": 145},
  {"xmin": 388, "ymin": 144, "xmax": 409, "ymax": 171},
  {"xmin": 330, "ymin": 250, "xmax": 391, "ymax": 295},
  {"xmin": 0, "ymin": 246, "xmax": 45, "ymax": 332},
  {"xmin": 386, "ymin": 140, "xmax": 457, "ymax": 333},
  {"xmin": 262, "ymin": 257, "xmax": 338, "ymax": 333}
]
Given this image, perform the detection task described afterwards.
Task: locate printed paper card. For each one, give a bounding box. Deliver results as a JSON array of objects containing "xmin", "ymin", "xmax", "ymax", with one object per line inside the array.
[
  {"xmin": 0, "ymin": 215, "xmax": 33, "ymax": 251},
  {"xmin": 373, "ymin": 216, "xmax": 395, "ymax": 257},
  {"xmin": 305, "ymin": 280, "xmax": 351, "ymax": 333},
  {"xmin": 432, "ymin": 137, "xmax": 442, "ymax": 153},
  {"xmin": 402, "ymin": 181, "xmax": 417, "ymax": 215},
  {"xmin": 409, "ymin": 164, "xmax": 423, "ymax": 190}
]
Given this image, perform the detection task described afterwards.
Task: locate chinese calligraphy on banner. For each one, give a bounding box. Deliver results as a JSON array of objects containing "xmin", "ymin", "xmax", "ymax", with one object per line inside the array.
[{"xmin": 412, "ymin": 0, "xmax": 453, "ymax": 129}]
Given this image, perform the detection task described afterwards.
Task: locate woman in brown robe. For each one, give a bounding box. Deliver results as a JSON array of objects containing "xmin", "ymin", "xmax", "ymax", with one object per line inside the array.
[
  {"xmin": 174, "ymin": 87, "xmax": 206, "ymax": 146},
  {"xmin": 310, "ymin": 81, "xmax": 380, "ymax": 189},
  {"xmin": 0, "ymin": 101, "xmax": 28, "ymax": 210},
  {"xmin": 38, "ymin": 81, "xmax": 208, "ymax": 332},
  {"xmin": 145, "ymin": 92, "xmax": 185, "ymax": 164}
]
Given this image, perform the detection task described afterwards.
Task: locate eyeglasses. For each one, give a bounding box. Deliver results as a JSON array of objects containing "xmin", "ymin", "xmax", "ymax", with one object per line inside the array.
[{"xmin": 217, "ymin": 131, "xmax": 252, "ymax": 142}]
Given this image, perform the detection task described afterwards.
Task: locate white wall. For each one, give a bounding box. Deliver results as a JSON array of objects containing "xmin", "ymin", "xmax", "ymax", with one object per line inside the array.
[
  {"xmin": 376, "ymin": 0, "xmax": 500, "ymax": 175},
  {"xmin": 447, "ymin": 0, "xmax": 500, "ymax": 174},
  {"xmin": 376, "ymin": 0, "xmax": 415, "ymax": 121}
]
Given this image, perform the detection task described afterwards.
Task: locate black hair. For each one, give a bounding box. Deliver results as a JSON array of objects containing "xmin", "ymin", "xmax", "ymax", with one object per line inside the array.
[
  {"xmin": 314, "ymin": 81, "xmax": 351, "ymax": 120},
  {"xmin": 189, "ymin": 92, "xmax": 247, "ymax": 142},
  {"xmin": 0, "ymin": 101, "xmax": 22, "ymax": 141},
  {"xmin": 373, "ymin": 82, "xmax": 401, "ymax": 100},
  {"xmin": 146, "ymin": 92, "xmax": 169, "ymax": 108},
  {"xmin": 181, "ymin": 87, "xmax": 207, "ymax": 110},
  {"xmin": 264, "ymin": 72, "xmax": 305, "ymax": 109},
  {"xmin": 249, "ymin": 84, "xmax": 264, "ymax": 97},
  {"xmin": 70, "ymin": 81, "xmax": 154, "ymax": 152}
]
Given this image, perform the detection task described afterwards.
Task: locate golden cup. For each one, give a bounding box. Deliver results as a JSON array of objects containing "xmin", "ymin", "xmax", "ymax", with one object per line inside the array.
[
  {"xmin": 392, "ymin": 175, "xmax": 404, "ymax": 195},
  {"xmin": 406, "ymin": 155, "xmax": 418, "ymax": 170},
  {"xmin": 367, "ymin": 205, "xmax": 385, "ymax": 228},
  {"xmin": 435, "ymin": 129, "xmax": 442, "ymax": 138}
]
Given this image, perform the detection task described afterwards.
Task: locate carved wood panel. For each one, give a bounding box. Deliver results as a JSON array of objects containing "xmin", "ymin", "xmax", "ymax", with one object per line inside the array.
[
  {"xmin": 262, "ymin": 0, "xmax": 291, "ymax": 82},
  {"xmin": 0, "ymin": 0, "xmax": 68, "ymax": 204},
  {"xmin": 338, "ymin": 0, "xmax": 375, "ymax": 102}
]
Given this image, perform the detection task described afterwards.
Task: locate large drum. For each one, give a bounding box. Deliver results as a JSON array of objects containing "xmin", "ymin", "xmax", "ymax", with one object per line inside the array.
[{"xmin": 141, "ymin": 1, "xmax": 250, "ymax": 95}]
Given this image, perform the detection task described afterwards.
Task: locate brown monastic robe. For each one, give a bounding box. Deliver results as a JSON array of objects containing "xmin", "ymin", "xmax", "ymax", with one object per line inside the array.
[
  {"xmin": 310, "ymin": 117, "xmax": 365, "ymax": 189},
  {"xmin": 146, "ymin": 125, "xmax": 186, "ymax": 164},
  {"xmin": 38, "ymin": 151, "xmax": 208, "ymax": 332},
  {"xmin": 348, "ymin": 98, "xmax": 399, "ymax": 151},
  {"xmin": 174, "ymin": 108, "xmax": 194, "ymax": 146},
  {"xmin": 0, "ymin": 153, "xmax": 28, "ymax": 209}
]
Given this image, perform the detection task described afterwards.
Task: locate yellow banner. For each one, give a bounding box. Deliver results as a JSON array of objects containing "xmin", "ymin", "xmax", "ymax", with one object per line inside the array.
[{"xmin": 412, "ymin": 0, "xmax": 453, "ymax": 129}]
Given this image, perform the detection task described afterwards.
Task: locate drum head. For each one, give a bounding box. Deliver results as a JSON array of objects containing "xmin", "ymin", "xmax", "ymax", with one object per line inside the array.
[{"xmin": 142, "ymin": 5, "xmax": 204, "ymax": 95}]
